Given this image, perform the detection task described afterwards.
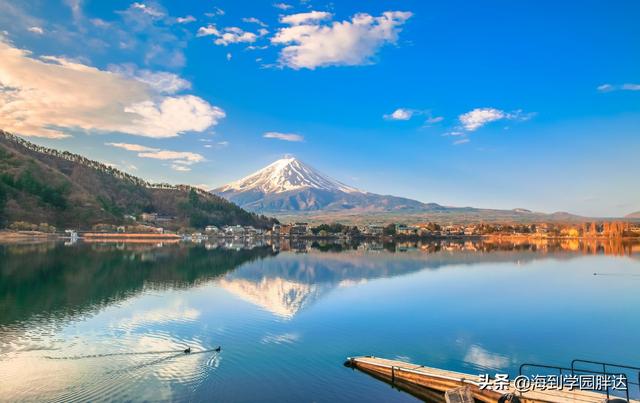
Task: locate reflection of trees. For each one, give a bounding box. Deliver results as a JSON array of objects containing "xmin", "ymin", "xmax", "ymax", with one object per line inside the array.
[
  {"xmin": 333, "ymin": 238, "xmax": 639, "ymax": 257},
  {"xmin": 1, "ymin": 237, "xmax": 637, "ymax": 327},
  {"xmin": 0, "ymin": 244, "xmax": 275, "ymax": 327}
]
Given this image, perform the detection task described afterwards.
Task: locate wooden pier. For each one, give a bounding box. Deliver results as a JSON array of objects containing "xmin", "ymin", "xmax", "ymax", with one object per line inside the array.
[{"xmin": 345, "ymin": 356, "xmax": 635, "ymax": 403}]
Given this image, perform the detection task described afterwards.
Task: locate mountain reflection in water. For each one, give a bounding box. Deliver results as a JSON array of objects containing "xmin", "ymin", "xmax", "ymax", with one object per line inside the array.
[
  {"xmin": 0, "ymin": 238, "xmax": 638, "ymax": 402},
  {"xmin": 2, "ymin": 238, "xmax": 636, "ymax": 330}
]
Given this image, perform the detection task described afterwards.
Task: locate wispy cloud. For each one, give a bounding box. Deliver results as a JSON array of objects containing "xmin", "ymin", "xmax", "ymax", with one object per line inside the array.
[
  {"xmin": 271, "ymin": 11, "xmax": 412, "ymax": 69},
  {"xmin": 105, "ymin": 142, "xmax": 157, "ymax": 152},
  {"xmin": 458, "ymin": 108, "xmax": 532, "ymax": 131},
  {"xmin": 27, "ymin": 26, "xmax": 44, "ymax": 34},
  {"xmin": 425, "ymin": 116, "xmax": 444, "ymax": 124},
  {"xmin": 115, "ymin": 1, "xmax": 188, "ymax": 68},
  {"xmin": 242, "ymin": 17, "xmax": 268, "ymax": 27},
  {"xmin": 598, "ymin": 83, "xmax": 640, "ymax": 92},
  {"xmin": 108, "ymin": 63, "xmax": 191, "ymax": 94},
  {"xmin": 137, "ymin": 150, "xmax": 205, "ymax": 163},
  {"xmin": 280, "ymin": 11, "xmax": 332, "ymax": 25},
  {"xmin": 106, "ymin": 142, "xmax": 205, "ymax": 171},
  {"xmin": 441, "ymin": 107, "xmax": 533, "ymax": 146},
  {"xmin": 204, "ymin": 7, "xmax": 225, "ymax": 17},
  {"xmin": 273, "ymin": 3, "xmax": 293, "ymax": 10},
  {"xmin": 130, "ymin": 2, "xmax": 165, "ymax": 19},
  {"xmin": 176, "ymin": 15, "xmax": 196, "ymax": 24},
  {"xmin": 384, "ymin": 108, "xmax": 444, "ymax": 126},
  {"xmin": 197, "ymin": 24, "xmax": 267, "ymax": 46},
  {"xmin": 263, "ymin": 131, "xmax": 304, "ymax": 142}
]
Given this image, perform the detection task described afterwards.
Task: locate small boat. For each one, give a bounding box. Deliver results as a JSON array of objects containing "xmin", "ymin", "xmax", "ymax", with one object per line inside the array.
[{"xmin": 344, "ymin": 356, "xmax": 638, "ymax": 403}]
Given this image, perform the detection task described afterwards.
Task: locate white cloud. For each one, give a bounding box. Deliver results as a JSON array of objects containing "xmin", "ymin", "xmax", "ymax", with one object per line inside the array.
[
  {"xmin": 597, "ymin": 83, "xmax": 614, "ymax": 92},
  {"xmin": 458, "ymin": 108, "xmax": 532, "ymax": 132},
  {"xmin": 90, "ymin": 18, "xmax": 110, "ymax": 28},
  {"xmin": 131, "ymin": 2, "xmax": 164, "ymax": 18},
  {"xmin": 263, "ymin": 131, "xmax": 304, "ymax": 142},
  {"xmin": 384, "ymin": 108, "xmax": 413, "ymax": 120},
  {"xmin": 384, "ymin": 108, "xmax": 443, "ymax": 125},
  {"xmin": 598, "ymin": 83, "xmax": 640, "ymax": 92},
  {"xmin": 108, "ymin": 64, "xmax": 191, "ymax": 94},
  {"xmin": 28, "ymin": 26, "xmax": 44, "ymax": 34},
  {"xmin": 105, "ymin": 142, "xmax": 158, "ymax": 152},
  {"xmin": 64, "ymin": 0, "xmax": 83, "ymax": 22},
  {"xmin": 242, "ymin": 17, "xmax": 268, "ymax": 27},
  {"xmin": 216, "ymin": 28, "xmax": 257, "ymax": 46},
  {"xmin": 273, "ymin": 3, "xmax": 293, "ymax": 10},
  {"xmin": 123, "ymin": 95, "xmax": 224, "ymax": 138},
  {"xmin": 106, "ymin": 142, "xmax": 205, "ymax": 169},
  {"xmin": 171, "ymin": 164, "xmax": 191, "ymax": 172},
  {"xmin": 176, "ymin": 15, "xmax": 196, "ymax": 24},
  {"xmin": 453, "ymin": 138, "xmax": 470, "ymax": 145},
  {"xmin": 197, "ymin": 25, "xmax": 220, "ymax": 37},
  {"xmin": 138, "ymin": 149, "xmax": 204, "ymax": 163},
  {"xmin": 197, "ymin": 24, "xmax": 263, "ymax": 46},
  {"xmin": 0, "ymin": 38, "xmax": 224, "ymax": 138},
  {"xmin": 205, "ymin": 7, "xmax": 225, "ymax": 17},
  {"xmin": 271, "ymin": 11, "xmax": 412, "ymax": 69},
  {"xmin": 459, "ymin": 108, "xmax": 506, "ymax": 131},
  {"xmin": 280, "ymin": 11, "xmax": 332, "ymax": 25}
]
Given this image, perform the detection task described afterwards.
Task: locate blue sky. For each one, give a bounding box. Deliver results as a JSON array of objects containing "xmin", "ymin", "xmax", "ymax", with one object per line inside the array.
[{"xmin": 0, "ymin": 0, "xmax": 638, "ymax": 216}]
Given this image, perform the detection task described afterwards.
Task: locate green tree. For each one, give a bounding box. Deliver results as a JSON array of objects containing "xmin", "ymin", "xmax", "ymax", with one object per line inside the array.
[{"xmin": 383, "ymin": 223, "xmax": 396, "ymax": 236}]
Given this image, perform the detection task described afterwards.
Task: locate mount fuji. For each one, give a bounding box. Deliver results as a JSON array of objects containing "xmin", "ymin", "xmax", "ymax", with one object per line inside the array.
[
  {"xmin": 212, "ymin": 157, "xmax": 442, "ymax": 214},
  {"xmin": 212, "ymin": 157, "xmax": 586, "ymax": 222}
]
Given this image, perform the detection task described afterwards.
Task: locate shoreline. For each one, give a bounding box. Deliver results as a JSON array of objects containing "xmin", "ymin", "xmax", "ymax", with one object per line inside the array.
[{"xmin": 1, "ymin": 230, "xmax": 638, "ymax": 245}]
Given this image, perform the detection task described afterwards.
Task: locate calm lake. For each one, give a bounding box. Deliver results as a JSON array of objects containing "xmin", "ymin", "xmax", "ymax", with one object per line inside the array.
[{"xmin": 1, "ymin": 239, "xmax": 639, "ymax": 402}]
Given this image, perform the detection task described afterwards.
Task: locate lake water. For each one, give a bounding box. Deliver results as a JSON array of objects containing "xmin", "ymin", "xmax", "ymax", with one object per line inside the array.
[{"xmin": 1, "ymin": 239, "xmax": 639, "ymax": 402}]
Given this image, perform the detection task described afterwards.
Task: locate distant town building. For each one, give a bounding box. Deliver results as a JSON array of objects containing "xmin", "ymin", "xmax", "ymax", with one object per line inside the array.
[
  {"xmin": 225, "ymin": 225, "xmax": 245, "ymax": 238},
  {"xmin": 280, "ymin": 224, "xmax": 292, "ymax": 238},
  {"xmin": 244, "ymin": 226, "xmax": 258, "ymax": 237},
  {"xmin": 205, "ymin": 225, "xmax": 220, "ymax": 233},
  {"xmin": 290, "ymin": 222, "xmax": 308, "ymax": 237},
  {"xmin": 364, "ymin": 224, "xmax": 384, "ymax": 236},
  {"xmin": 395, "ymin": 224, "xmax": 417, "ymax": 236},
  {"xmin": 140, "ymin": 212, "xmax": 158, "ymax": 222},
  {"xmin": 272, "ymin": 224, "xmax": 281, "ymax": 237}
]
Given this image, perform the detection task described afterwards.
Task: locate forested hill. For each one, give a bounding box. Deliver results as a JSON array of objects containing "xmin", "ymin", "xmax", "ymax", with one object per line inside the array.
[{"xmin": 0, "ymin": 130, "xmax": 278, "ymax": 230}]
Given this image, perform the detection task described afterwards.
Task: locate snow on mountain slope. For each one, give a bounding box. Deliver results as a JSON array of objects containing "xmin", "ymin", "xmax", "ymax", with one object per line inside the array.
[
  {"xmin": 212, "ymin": 157, "xmax": 434, "ymax": 213},
  {"xmin": 216, "ymin": 157, "xmax": 361, "ymax": 194},
  {"xmin": 212, "ymin": 157, "xmax": 587, "ymax": 219}
]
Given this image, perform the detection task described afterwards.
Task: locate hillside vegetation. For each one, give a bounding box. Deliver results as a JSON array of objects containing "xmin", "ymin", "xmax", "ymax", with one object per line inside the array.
[{"xmin": 0, "ymin": 130, "xmax": 277, "ymax": 230}]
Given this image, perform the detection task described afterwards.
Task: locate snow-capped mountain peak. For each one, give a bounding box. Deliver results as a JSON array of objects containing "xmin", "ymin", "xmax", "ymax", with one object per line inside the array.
[
  {"xmin": 217, "ymin": 157, "xmax": 361, "ymax": 194},
  {"xmin": 213, "ymin": 157, "xmax": 434, "ymax": 213}
]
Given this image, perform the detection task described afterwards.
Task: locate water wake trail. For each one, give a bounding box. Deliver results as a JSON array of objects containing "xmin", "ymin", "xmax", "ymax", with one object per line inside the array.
[{"xmin": 44, "ymin": 347, "xmax": 221, "ymax": 360}]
